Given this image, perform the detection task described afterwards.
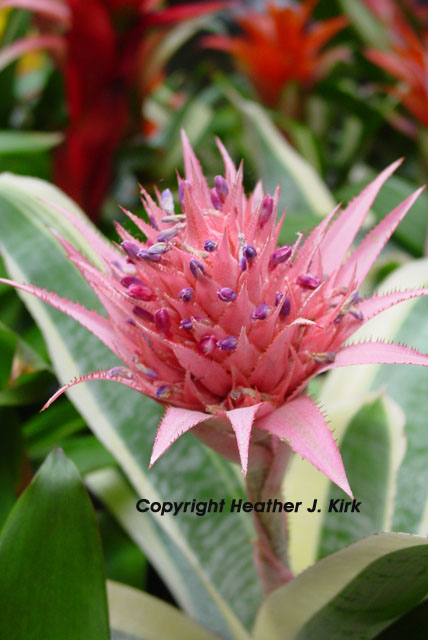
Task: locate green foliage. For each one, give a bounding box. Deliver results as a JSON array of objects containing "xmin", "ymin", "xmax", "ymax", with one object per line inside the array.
[{"xmin": 0, "ymin": 450, "xmax": 110, "ymax": 640}]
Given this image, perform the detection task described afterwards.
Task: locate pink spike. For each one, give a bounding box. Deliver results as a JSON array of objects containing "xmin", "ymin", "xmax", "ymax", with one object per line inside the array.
[
  {"xmin": 256, "ymin": 395, "xmax": 353, "ymax": 497},
  {"xmin": 172, "ymin": 343, "xmax": 232, "ymax": 396},
  {"xmin": 319, "ymin": 160, "xmax": 403, "ymax": 275},
  {"xmin": 0, "ymin": 35, "xmax": 65, "ymax": 71},
  {"xmin": 150, "ymin": 406, "xmax": 212, "ymax": 466},
  {"xmin": 320, "ymin": 340, "xmax": 428, "ymax": 371},
  {"xmin": 42, "ymin": 369, "xmax": 145, "ymax": 411},
  {"xmin": 0, "ymin": 0, "xmax": 70, "ymax": 22},
  {"xmin": 338, "ymin": 187, "xmax": 424, "ymax": 287},
  {"xmin": 226, "ymin": 404, "xmax": 262, "ymax": 475},
  {"xmin": 358, "ymin": 288, "xmax": 428, "ymax": 321},
  {"xmin": 215, "ymin": 137, "xmax": 237, "ymax": 183},
  {"xmin": 0, "ymin": 278, "xmax": 114, "ymax": 350}
]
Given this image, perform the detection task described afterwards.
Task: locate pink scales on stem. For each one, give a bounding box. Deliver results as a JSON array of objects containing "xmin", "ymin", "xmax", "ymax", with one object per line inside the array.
[{"xmin": 3, "ymin": 132, "xmax": 428, "ymax": 499}]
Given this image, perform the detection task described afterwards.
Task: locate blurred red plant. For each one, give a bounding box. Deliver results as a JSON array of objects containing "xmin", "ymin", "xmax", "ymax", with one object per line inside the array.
[
  {"xmin": 205, "ymin": 0, "xmax": 348, "ymax": 109},
  {"xmin": 365, "ymin": 1, "xmax": 428, "ymax": 133},
  {"xmin": 0, "ymin": 0, "xmax": 225, "ymax": 218}
]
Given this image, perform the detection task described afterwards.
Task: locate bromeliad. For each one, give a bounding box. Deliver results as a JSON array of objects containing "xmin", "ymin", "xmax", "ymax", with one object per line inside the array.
[
  {"xmin": 2, "ymin": 133, "xmax": 428, "ymax": 590},
  {"xmin": 0, "ymin": 0, "xmax": 225, "ymax": 218}
]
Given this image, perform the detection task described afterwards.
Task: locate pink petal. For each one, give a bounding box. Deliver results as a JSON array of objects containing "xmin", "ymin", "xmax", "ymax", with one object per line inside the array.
[
  {"xmin": 338, "ymin": 187, "xmax": 424, "ymax": 287},
  {"xmin": 0, "ymin": 278, "xmax": 114, "ymax": 350},
  {"xmin": 172, "ymin": 343, "xmax": 232, "ymax": 396},
  {"xmin": 226, "ymin": 404, "xmax": 262, "ymax": 475},
  {"xmin": 320, "ymin": 341, "xmax": 428, "ymax": 371},
  {"xmin": 0, "ymin": 35, "xmax": 65, "ymax": 71},
  {"xmin": 0, "ymin": 0, "xmax": 70, "ymax": 22},
  {"xmin": 319, "ymin": 160, "xmax": 402, "ymax": 276},
  {"xmin": 42, "ymin": 370, "xmax": 145, "ymax": 411},
  {"xmin": 359, "ymin": 289, "xmax": 428, "ymax": 321},
  {"xmin": 256, "ymin": 395, "xmax": 353, "ymax": 497},
  {"xmin": 150, "ymin": 406, "xmax": 212, "ymax": 466}
]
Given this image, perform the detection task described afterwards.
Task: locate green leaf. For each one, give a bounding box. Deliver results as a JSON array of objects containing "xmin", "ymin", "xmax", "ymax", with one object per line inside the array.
[
  {"xmin": 339, "ymin": 0, "xmax": 389, "ymax": 49},
  {"xmin": 316, "ymin": 397, "xmax": 394, "ymax": 559},
  {"xmin": 253, "ymin": 533, "xmax": 428, "ymax": 640},
  {"xmin": 0, "ymin": 323, "xmax": 16, "ymax": 386},
  {"xmin": 287, "ymin": 259, "xmax": 428, "ymax": 573},
  {"xmin": 108, "ymin": 580, "xmax": 223, "ymax": 640},
  {"xmin": 98, "ymin": 512, "xmax": 146, "ymax": 590},
  {"xmin": 0, "ymin": 174, "xmax": 261, "ymax": 639},
  {"xmin": 0, "ymin": 407, "xmax": 23, "ymax": 527},
  {"xmin": 225, "ymin": 90, "xmax": 335, "ymax": 215},
  {"xmin": 0, "ymin": 449, "xmax": 110, "ymax": 640},
  {"xmin": 0, "ymin": 131, "xmax": 63, "ymax": 155}
]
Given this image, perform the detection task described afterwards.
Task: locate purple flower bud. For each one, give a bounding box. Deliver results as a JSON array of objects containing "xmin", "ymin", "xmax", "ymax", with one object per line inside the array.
[
  {"xmin": 269, "ymin": 245, "xmax": 292, "ymax": 269},
  {"xmin": 198, "ymin": 334, "xmax": 217, "ymax": 356},
  {"xmin": 217, "ymin": 287, "xmax": 237, "ymax": 302},
  {"xmin": 121, "ymin": 241, "xmax": 140, "ymax": 259},
  {"xmin": 203, "ymin": 239, "xmax": 217, "ymax": 252},
  {"xmin": 239, "ymin": 255, "xmax": 247, "ymax": 271},
  {"xmin": 180, "ymin": 318, "xmax": 193, "ymax": 330},
  {"xmin": 312, "ymin": 351, "xmax": 336, "ymax": 364},
  {"xmin": 157, "ymin": 225, "xmax": 182, "ymax": 242},
  {"xmin": 178, "ymin": 179, "xmax": 191, "ymax": 208},
  {"xmin": 133, "ymin": 306, "xmax": 154, "ymax": 322},
  {"xmin": 179, "ymin": 287, "xmax": 194, "ymax": 302},
  {"xmin": 243, "ymin": 245, "xmax": 257, "ymax": 261},
  {"xmin": 134, "ymin": 360, "xmax": 158, "ymax": 379},
  {"xmin": 214, "ymin": 175, "xmax": 229, "ymax": 201},
  {"xmin": 210, "ymin": 187, "xmax": 222, "ymax": 210},
  {"xmin": 161, "ymin": 188, "xmax": 174, "ymax": 215},
  {"xmin": 108, "ymin": 367, "xmax": 134, "ymax": 380},
  {"xmin": 155, "ymin": 385, "xmax": 172, "ymax": 400},
  {"xmin": 121, "ymin": 276, "xmax": 142, "ymax": 288},
  {"xmin": 148, "ymin": 214, "xmax": 159, "ymax": 230},
  {"xmin": 125, "ymin": 317, "xmax": 136, "ymax": 326},
  {"xmin": 259, "ymin": 194, "xmax": 274, "ymax": 228},
  {"xmin": 275, "ymin": 291, "xmax": 283, "ymax": 306},
  {"xmin": 350, "ymin": 309, "xmax": 364, "ymax": 321},
  {"xmin": 251, "ymin": 302, "xmax": 269, "ymax": 320},
  {"xmin": 111, "ymin": 259, "xmax": 123, "ymax": 271},
  {"xmin": 128, "ymin": 283, "xmax": 155, "ymax": 301},
  {"xmin": 148, "ymin": 242, "xmax": 171, "ymax": 256},
  {"xmin": 297, "ymin": 273, "xmax": 321, "ymax": 290},
  {"xmin": 189, "ymin": 259, "xmax": 205, "ymax": 278},
  {"xmin": 217, "ymin": 335, "xmax": 238, "ymax": 351},
  {"xmin": 137, "ymin": 249, "xmax": 162, "ymax": 262},
  {"xmin": 154, "ymin": 308, "xmax": 171, "ymax": 334},
  {"xmin": 279, "ymin": 296, "xmax": 291, "ymax": 318}
]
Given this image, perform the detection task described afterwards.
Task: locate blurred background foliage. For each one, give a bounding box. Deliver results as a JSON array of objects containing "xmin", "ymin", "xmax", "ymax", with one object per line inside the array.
[{"xmin": 1, "ymin": 1, "xmax": 428, "ymax": 638}]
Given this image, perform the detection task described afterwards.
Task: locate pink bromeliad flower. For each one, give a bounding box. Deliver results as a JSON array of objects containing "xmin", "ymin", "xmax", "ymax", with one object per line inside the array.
[{"xmin": 2, "ymin": 134, "xmax": 428, "ymax": 507}]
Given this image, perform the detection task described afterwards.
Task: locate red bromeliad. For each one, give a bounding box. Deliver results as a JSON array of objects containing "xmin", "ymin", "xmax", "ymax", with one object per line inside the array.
[
  {"xmin": 0, "ymin": 0, "xmax": 225, "ymax": 218},
  {"xmin": 365, "ymin": 0, "xmax": 428, "ymax": 132},
  {"xmin": 205, "ymin": 0, "xmax": 348, "ymax": 108},
  {"xmin": 2, "ymin": 133, "xmax": 428, "ymax": 590}
]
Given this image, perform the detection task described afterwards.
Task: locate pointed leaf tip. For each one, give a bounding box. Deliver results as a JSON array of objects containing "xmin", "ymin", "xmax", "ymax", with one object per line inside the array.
[
  {"xmin": 149, "ymin": 407, "xmax": 212, "ymax": 467},
  {"xmin": 256, "ymin": 396, "xmax": 353, "ymax": 497},
  {"xmin": 226, "ymin": 404, "xmax": 262, "ymax": 475}
]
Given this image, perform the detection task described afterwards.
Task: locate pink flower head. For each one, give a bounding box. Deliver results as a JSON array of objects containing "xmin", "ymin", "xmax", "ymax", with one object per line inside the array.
[{"xmin": 3, "ymin": 133, "xmax": 428, "ymax": 497}]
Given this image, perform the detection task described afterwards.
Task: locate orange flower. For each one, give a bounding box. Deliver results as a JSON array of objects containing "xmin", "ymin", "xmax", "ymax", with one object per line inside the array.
[{"xmin": 205, "ymin": 1, "xmax": 347, "ymax": 106}]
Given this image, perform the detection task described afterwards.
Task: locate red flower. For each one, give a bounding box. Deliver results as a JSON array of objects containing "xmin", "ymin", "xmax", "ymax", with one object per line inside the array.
[
  {"xmin": 205, "ymin": 0, "xmax": 347, "ymax": 107},
  {"xmin": 366, "ymin": 6, "xmax": 428, "ymax": 131},
  {"xmin": 0, "ymin": 0, "xmax": 226, "ymax": 218}
]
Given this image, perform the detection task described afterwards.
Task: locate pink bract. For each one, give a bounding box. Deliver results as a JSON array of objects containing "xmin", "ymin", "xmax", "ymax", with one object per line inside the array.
[{"xmin": 3, "ymin": 133, "xmax": 428, "ymax": 497}]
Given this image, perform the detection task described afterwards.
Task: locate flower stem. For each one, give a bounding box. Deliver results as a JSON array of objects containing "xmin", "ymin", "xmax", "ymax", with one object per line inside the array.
[{"xmin": 246, "ymin": 440, "xmax": 293, "ymax": 593}]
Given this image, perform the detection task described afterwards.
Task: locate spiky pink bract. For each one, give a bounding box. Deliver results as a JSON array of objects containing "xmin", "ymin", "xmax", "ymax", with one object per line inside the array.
[{"xmin": 3, "ymin": 133, "xmax": 428, "ymax": 497}]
